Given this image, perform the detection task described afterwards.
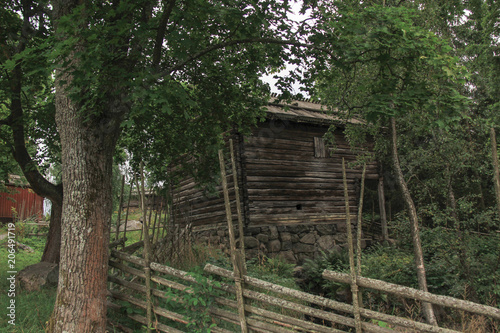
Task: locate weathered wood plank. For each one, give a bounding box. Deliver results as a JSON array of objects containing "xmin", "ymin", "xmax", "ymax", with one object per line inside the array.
[
  {"xmin": 204, "ymin": 264, "xmax": 392, "ymax": 333},
  {"xmin": 110, "ymin": 290, "xmax": 189, "ymax": 325},
  {"xmin": 209, "ymin": 306, "xmax": 297, "ymax": 333},
  {"xmin": 245, "ymin": 163, "xmax": 378, "ymax": 179},
  {"xmin": 126, "ymin": 313, "xmax": 184, "ymax": 333},
  {"xmin": 246, "ymin": 144, "xmax": 369, "ymax": 159},
  {"xmin": 110, "ymin": 249, "xmax": 146, "ymax": 267},
  {"xmin": 323, "ymin": 270, "xmax": 500, "ymax": 320},
  {"xmin": 246, "ymin": 175, "xmax": 360, "ymax": 183},
  {"xmin": 247, "ymin": 182, "xmax": 355, "ymax": 190},
  {"xmin": 109, "ymin": 260, "xmax": 146, "ymax": 278},
  {"xmin": 251, "ymin": 195, "xmax": 356, "ymax": 209},
  {"xmin": 206, "ymin": 264, "xmax": 459, "ymax": 333},
  {"xmin": 214, "ymin": 296, "xmax": 341, "ymax": 333},
  {"xmin": 246, "ymin": 168, "xmax": 376, "ymax": 178},
  {"xmin": 248, "ymin": 207, "xmax": 352, "ymax": 216},
  {"xmin": 249, "ymin": 214, "xmax": 352, "ymax": 224},
  {"xmin": 245, "ymin": 151, "xmax": 366, "ymax": 163},
  {"xmin": 248, "ymin": 188, "xmax": 352, "ymax": 197},
  {"xmin": 150, "ymin": 261, "xmax": 198, "ymax": 284}
]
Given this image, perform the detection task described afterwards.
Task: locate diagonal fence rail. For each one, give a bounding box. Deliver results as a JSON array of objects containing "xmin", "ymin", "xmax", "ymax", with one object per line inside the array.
[{"xmin": 107, "ymin": 246, "xmax": 499, "ymax": 332}]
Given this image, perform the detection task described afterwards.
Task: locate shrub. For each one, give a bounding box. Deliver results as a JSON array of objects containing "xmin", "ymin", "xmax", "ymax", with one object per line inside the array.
[{"xmin": 301, "ymin": 249, "xmax": 350, "ymax": 299}]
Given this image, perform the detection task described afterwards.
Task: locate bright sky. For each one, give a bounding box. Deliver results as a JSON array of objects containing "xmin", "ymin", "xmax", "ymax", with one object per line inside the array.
[{"xmin": 261, "ymin": 1, "xmax": 310, "ymax": 96}]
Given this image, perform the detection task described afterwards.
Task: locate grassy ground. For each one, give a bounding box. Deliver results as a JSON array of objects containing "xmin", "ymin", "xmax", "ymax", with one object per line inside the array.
[
  {"xmin": 0, "ymin": 208, "xmax": 166, "ymax": 333},
  {"xmin": 0, "ymin": 224, "xmax": 55, "ymax": 333}
]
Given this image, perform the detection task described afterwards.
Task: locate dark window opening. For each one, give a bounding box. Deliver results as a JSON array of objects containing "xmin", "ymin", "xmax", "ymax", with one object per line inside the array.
[{"xmin": 296, "ymin": 204, "xmax": 302, "ymax": 210}]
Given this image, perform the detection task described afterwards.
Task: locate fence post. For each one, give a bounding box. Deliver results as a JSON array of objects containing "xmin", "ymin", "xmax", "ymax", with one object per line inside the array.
[
  {"xmin": 114, "ymin": 175, "xmax": 126, "ymax": 241},
  {"xmin": 229, "ymin": 139, "xmax": 247, "ymax": 275},
  {"xmin": 357, "ymin": 163, "xmax": 366, "ymax": 307},
  {"xmin": 342, "ymin": 158, "xmax": 363, "ymax": 332},
  {"xmin": 120, "ymin": 178, "xmax": 134, "ymax": 249},
  {"xmin": 219, "ymin": 148, "xmax": 248, "ymax": 333},
  {"xmin": 140, "ymin": 163, "xmax": 153, "ymax": 333}
]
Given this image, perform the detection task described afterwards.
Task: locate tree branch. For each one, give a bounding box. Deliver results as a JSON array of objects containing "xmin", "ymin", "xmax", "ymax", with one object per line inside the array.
[
  {"xmin": 163, "ymin": 37, "xmax": 321, "ymax": 76},
  {"xmin": 152, "ymin": 0, "xmax": 176, "ymax": 68},
  {"xmin": 9, "ymin": 57, "xmax": 62, "ymax": 204}
]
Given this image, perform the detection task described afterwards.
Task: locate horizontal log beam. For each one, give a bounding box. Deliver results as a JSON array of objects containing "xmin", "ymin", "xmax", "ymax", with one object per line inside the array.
[
  {"xmin": 323, "ymin": 270, "xmax": 500, "ymax": 321},
  {"xmin": 204, "ymin": 264, "xmax": 392, "ymax": 333},
  {"xmin": 214, "ymin": 295, "xmax": 341, "ymax": 333},
  {"xmin": 127, "ymin": 313, "xmax": 184, "ymax": 333},
  {"xmin": 206, "ymin": 264, "xmax": 460, "ymax": 333},
  {"xmin": 110, "ymin": 290, "xmax": 189, "ymax": 325},
  {"xmin": 110, "ymin": 249, "xmax": 146, "ymax": 266},
  {"xmin": 249, "ymin": 213, "xmax": 353, "ymax": 224},
  {"xmin": 109, "ymin": 260, "xmax": 145, "ymax": 278}
]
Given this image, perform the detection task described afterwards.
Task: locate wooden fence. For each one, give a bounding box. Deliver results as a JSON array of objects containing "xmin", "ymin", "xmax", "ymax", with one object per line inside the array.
[
  {"xmin": 107, "ymin": 246, "xmax": 499, "ymax": 333},
  {"xmin": 107, "ymin": 247, "xmax": 389, "ymax": 333}
]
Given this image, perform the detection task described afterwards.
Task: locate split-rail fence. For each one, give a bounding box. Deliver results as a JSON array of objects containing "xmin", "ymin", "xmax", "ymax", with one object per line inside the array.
[{"xmin": 106, "ymin": 244, "xmax": 499, "ymax": 333}]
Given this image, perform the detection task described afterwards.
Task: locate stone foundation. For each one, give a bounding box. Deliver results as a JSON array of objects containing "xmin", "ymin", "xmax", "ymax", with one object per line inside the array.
[{"xmin": 194, "ymin": 223, "xmax": 363, "ymax": 265}]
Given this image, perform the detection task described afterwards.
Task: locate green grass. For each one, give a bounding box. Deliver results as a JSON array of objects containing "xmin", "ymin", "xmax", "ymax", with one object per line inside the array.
[
  {"xmin": 0, "ymin": 231, "xmax": 56, "ymax": 333},
  {"xmin": 0, "ymin": 218, "xmax": 305, "ymax": 333},
  {"xmin": 110, "ymin": 207, "xmax": 170, "ymax": 248}
]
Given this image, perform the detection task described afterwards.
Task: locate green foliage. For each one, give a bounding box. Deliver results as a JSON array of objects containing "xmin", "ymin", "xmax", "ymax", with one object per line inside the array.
[
  {"xmin": 301, "ymin": 249, "xmax": 350, "ymax": 298},
  {"xmin": 247, "ymin": 255, "xmax": 298, "ymax": 289},
  {"xmin": 162, "ymin": 271, "xmax": 221, "ymax": 333},
  {"xmin": 305, "ymin": 3, "xmax": 467, "ymax": 125},
  {"xmin": 420, "ymin": 228, "xmax": 500, "ymax": 304},
  {"xmin": 362, "ymin": 244, "xmax": 418, "ymax": 288}
]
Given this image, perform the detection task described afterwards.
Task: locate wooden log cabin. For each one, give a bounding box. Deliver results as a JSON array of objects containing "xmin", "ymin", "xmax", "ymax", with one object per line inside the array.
[{"xmin": 171, "ymin": 97, "xmax": 379, "ymax": 263}]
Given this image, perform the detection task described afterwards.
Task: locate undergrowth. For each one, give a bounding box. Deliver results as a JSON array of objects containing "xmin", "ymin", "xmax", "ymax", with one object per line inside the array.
[
  {"xmin": 300, "ymin": 225, "xmax": 500, "ymax": 332},
  {"xmin": 0, "ymin": 226, "xmax": 55, "ymax": 333}
]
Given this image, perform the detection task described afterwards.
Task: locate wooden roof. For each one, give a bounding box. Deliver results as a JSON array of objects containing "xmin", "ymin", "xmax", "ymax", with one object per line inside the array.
[{"xmin": 265, "ymin": 97, "xmax": 364, "ymax": 125}]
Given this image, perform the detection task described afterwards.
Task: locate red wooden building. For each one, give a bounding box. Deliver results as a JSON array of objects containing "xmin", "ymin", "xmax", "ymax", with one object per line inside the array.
[{"xmin": 0, "ymin": 176, "xmax": 44, "ymax": 223}]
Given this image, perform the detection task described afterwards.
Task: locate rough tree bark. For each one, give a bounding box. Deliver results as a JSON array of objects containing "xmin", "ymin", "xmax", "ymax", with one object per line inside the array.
[
  {"xmin": 47, "ymin": 73, "xmax": 123, "ymax": 331},
  {"xmin": 46, "ymin": 2, "xmax": 126, "ymax": 330},
  {"xmin": 390, "ymin": 117, "xmax": 437, "ymax": 326}
]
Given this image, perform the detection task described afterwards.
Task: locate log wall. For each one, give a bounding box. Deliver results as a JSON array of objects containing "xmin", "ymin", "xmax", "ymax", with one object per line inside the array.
[
  {"xmin": 243, "ymin": 119, "xmax": 378, "ymax": 226},
  {"xmin": 171, "ymin": 134, "xmax": 245, "ymax": 227},
  {"xmin": 171, "ymin": 119, "xmax": 378, "ymax": 231}
]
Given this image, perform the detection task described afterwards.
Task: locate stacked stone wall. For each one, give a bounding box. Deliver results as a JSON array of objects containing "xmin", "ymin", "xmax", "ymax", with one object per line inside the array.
[{"xmin": 194, "ymin": 223, "xmax": 361, "ymax": 265}]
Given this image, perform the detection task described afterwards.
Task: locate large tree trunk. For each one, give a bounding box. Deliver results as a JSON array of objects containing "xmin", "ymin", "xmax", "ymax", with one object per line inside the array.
[
  {"xmin": 46, "ymin": 2, "xmax": 128, "ymax": 331},
  {"xmin": 47, "ymin": 85, "xmax": 120, "ymax": 332},
  {"xmin": 390, "ymin": 117, "xmax": 437, "ymax": 326},
  {"xmin": 41, "ymin": 201, "xmax": 63, "ymax": 263}
]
